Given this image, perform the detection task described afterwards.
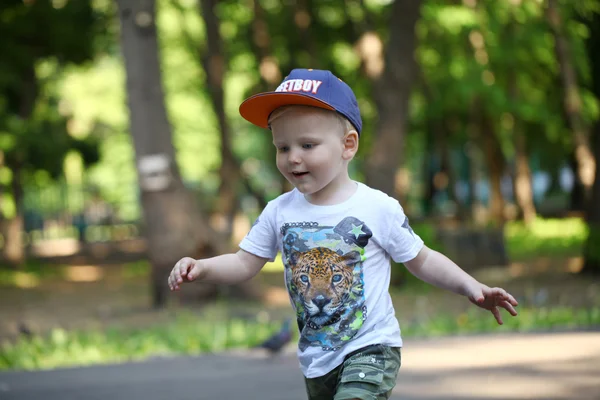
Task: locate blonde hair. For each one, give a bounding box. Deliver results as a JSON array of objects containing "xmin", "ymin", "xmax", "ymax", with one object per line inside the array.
[{"xmin": 268, "ymin": 105, "xmax": 356, "ymax": 136}]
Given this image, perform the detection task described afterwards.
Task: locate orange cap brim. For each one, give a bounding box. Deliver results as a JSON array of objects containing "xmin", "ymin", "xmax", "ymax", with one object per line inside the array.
[{"xmin": 239, "ymin": 92, "xmax": 335, "ymax": 129}]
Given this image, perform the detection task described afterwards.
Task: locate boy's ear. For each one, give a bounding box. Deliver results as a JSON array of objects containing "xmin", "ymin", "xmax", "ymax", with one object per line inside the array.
[{"xmin": 342, "ymin": 130, "xmax": 359, "ymax": 160}]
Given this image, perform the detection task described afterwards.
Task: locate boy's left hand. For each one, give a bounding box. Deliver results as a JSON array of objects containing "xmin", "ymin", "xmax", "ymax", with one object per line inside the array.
[{"xmin": 464, "ymin": 282, "xmax": 519, "ymax": 325}]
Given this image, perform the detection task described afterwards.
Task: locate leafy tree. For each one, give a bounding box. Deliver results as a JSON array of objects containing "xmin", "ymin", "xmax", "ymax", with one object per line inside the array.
[
  {"xmin": 547, "ymin": 0, "xmax": 596, "ymax": 199},
  {"xmin": 361, "ymin": 1, "xmax": 422, "ymax": 200},
  {"xmin": 116, "ymin": 0, "xmax": 256, "ymax": 307},
  {"xmin": 0, "ymin": 0, "xmax": 102, "ymax": 264}
]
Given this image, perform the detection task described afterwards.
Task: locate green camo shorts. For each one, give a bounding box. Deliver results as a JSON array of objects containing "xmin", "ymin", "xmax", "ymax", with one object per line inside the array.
[{"xmin": 304, "ymin": 344, "xmax": 401, "ymax": 400}]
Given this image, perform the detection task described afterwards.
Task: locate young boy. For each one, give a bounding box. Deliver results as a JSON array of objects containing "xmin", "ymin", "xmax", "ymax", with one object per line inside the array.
[{"xmin": 168, "ymin": 68, "xmax": 518, "ymax": 400}]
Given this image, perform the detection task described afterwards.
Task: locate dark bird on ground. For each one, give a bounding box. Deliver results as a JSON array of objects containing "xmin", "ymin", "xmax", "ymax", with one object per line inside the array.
[
  {"xmin": 256, "ymin": 319, "xmax": 293, "ymax": 354},
  {"xmin": 18, "ymin": 322, "xmax": 33, "ymax": 339}
]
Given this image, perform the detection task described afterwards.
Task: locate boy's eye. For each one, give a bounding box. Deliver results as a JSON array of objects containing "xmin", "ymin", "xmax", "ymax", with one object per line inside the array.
[
  {"xmin": 302, "ymin": 143, "xmax": 314, "ymax": 149},
  {"xmin": 277, "ymin": 146, "xmax": 289, "ymax": 153}
]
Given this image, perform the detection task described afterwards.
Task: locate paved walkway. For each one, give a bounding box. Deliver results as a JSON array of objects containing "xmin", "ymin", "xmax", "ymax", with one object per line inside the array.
[{"xmin": 1, "ymin": 332, "xmax": 599, "ymax": 399}]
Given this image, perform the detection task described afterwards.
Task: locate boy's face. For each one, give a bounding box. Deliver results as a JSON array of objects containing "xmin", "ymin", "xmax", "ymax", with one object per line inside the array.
[{"xmin": 270, "ymin": 106, "xmax": 356, "ymax": 202}]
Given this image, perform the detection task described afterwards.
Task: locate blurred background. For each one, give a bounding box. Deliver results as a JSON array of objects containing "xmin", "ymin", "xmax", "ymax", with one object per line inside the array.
[{"xmin": 0, "ymin": 0, "xmax": 599, "ymax": 371}]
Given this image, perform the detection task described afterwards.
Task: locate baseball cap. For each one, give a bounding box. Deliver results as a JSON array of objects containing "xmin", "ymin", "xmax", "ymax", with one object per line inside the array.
[{"xmin": 239, "ymin": 68, "xmax": 362, "ymax": 135}]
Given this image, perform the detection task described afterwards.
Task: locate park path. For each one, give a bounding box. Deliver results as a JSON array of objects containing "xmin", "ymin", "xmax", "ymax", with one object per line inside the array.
[{"xmin": 1, "ymin": 331, "xmax": 599, "ymax": 400}]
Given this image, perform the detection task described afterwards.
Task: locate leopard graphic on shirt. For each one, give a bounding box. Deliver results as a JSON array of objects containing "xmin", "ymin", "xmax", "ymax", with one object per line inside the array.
[{"xmin": 281, "ymin": 216, "xmax": 372, "ymax": 352}]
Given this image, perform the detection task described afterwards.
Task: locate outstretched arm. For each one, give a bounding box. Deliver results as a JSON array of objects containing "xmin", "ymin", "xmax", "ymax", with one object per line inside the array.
[
  {"xmin": 168, "ymin": 249, "xmax": 269, "ymax": 290},
  {"xmin": 404, "ymin": 246, "xmax": 519, "ymax": 324}
]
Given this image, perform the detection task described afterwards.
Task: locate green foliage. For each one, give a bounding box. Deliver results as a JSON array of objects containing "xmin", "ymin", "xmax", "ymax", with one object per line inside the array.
[
  {"xmin": 121, "ymin": 260, "xmax": 151, "ymax": 279},
  {"xmin": 0, "ymin": 89, "xmax": 99, "ymax": 180},
  {"xmin": 0, "ymin": 0, "xmax": 98, "ymax": 83},
  {"xmin": 1, "ymin": 305, "xmax": 598, "ymax": 371},
  {"xmin": 0, "ymin": 261, "xmax": 66, "ymax": 287},
  {"xmin": 0, "ymin": 314, "xmax": 289, "ymax": 370},
  {"xmin": 505, "ymin": 218, "xmax": 587, "ymax": 260},
  {"xmin": 0, "ymin": 0, "xmax": 105, "ymax": 218},
  {"xmin": 400, "ymin": 306, "xmax": 600, "ymax": 338},
  {"xmin": 0, "ymin": 0, "xmax": 598, "ymax": 260},
  {"xmin": 584, "ymin": 224, "xmax": 600, "ymax": 265}
]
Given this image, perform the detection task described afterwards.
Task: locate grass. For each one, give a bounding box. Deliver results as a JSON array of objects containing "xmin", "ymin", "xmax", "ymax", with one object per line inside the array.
[
  {"xmin": 0, "ymin": 260, "xmax": 151, "ymax": 287},
  {"xmin": 0, "ymin": 217, "xmax": 594, "ymax": 370},
  {"xmin": 1, "ymin": 305, "xmax": 598, "ymax": 371},
  {"xmin": 0, "ymin": 260, "xmax": 66, "ymax": 288},
  {"xmin": 121, "ymin": 260, "xmax": 151, "ymax": 279},
  {"xmin": 400, "ymin": 306, "xmax": 600, "ymax": 338},
  {"xmin": 505, "ymin": 217, "xmax": 587, "ymax": 260},
  {"xmin": 0, "ymin": 313, "xmax": 288, "ymax": 371}
]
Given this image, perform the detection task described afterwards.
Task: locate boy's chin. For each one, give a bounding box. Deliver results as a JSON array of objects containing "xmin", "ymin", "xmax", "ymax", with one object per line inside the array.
[{"xmin": 293, "ymin": 185, "xmax": 319, "ymax": 195}]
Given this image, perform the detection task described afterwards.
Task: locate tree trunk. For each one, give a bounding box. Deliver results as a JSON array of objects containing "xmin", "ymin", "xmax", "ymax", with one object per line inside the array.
[
  {"xmin": 508, "ymin": 75, "xmax": 537, "ymax": 225},
  {"xmin": 569, "ymin": 152, "xmax": 587, "ymax": 212},
  {"xmin": 439, "ymin": 118, "xmax": 460, "ymax": 215},
  {"xmin": 294, "ymin": 0, "xmax": 318, "ymax": 67},
  {"xmin": 462, "ymin": 0, "xmax": 506, "ymax": 225},
  {"xmin": 198, "ymin": 0, "xmax": 242, "ymax": 238},
  {"xmin": 170, "ymin": 0, "xmax": 268, "ymax": 216},
  {"xmin": 482, "ymin": 116, "xmax": 506, "ymax": 226},
  {"xmin": 546, "ymin": 0, "xmax": 596, "ymax": 196},
  {"xmin": 582, "ymin": 9, "xmax": 600, "ymax": 275},
  {"xmin": 422, "ymin": 116, "xmax": 459, "ymax": 218},
  {"xmin": 365, "ymin": 0, "xmax": 422, "ymax": 198},
  {"xmin": 445, "ymin": 117, "xmax": 470, "ymax": 221},
  {"xmin": 422, "ymin": 120, "xmax": 435, "ymax": 216},
  {"xmin": 3, "ymin": 64, "xmax": 38, "ymax": 266},
  {"xmin": 583, "ymin": 122, "xmax": 600, "ymax": 274},
  {"xmin": 250, "ymin": 0, "xmax": 280, "ymax": 91},
  {"xmin": 116, "ymin": 0, "xmax": 232, "ymax": 308},
  {"xmin": 513, "ymin": 125, "xmax": 536, "ymax": 224},
  {"xmin": 466, "ymin": 101, "xmax": 485, "ymax": 223},
  {"xmin": 4, "ymin": 163, "xmax": 24, "ymax": 265}
]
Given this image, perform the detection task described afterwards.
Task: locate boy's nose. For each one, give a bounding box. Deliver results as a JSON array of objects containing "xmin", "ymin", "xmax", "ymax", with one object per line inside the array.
[{"xmin": 288, "ymin": 150, "xmax": 302, "ymax": 164}]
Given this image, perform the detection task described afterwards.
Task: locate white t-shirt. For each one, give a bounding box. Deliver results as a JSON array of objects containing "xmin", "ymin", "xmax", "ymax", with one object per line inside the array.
[{"xmin": 239, "ymin": 182, "xmax": 424, "ymax": 378}]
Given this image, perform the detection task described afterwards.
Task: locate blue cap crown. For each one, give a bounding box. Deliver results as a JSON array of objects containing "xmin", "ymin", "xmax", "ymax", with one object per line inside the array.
[{"xmin": 239, "ymin": 68, "xmax": 362, "ymax": 135}]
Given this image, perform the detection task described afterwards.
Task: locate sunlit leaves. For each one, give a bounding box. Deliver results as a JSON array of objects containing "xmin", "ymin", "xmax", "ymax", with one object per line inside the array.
[
  {"xmin": 582, "ymin": 89, "xmax": 600, "ymax": 123},
  {"xmin": 415, "ymin": 0, "xmax": 600, "ymax": 169},
  {"xmin": 261, "ymin": 0, "xmax": 284, "ymax": 13},
  {"xmin": 1, "ymin": 0, "xmax": 599, "ymax": 222},
  {"xmin": 430, "ymin": 6, "xmax": 478, "ymax": 34},
  {"xmin": 331, "ymin": 42, "xmax": 361, "ymax": 74},
  {"xmin": 317, "ymin": 4, "xmax": 347, "ymax": 28},
  {"xmin": 60, "ymin": 57, "xmax": 127, "ymax": 131},
  {"xmin": 417, "ymin": 47, "xmax": 441, "ymax": 68}
]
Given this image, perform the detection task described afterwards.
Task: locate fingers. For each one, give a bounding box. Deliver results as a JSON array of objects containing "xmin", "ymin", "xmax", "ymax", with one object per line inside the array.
[
  {"xmin": 167, "ymin": 263, "xmax": 179, "ymax": 291},
  {"xmin": 465, "ymin": 282, "xmax": 485, "ymax": 305},
  {"xmin": 498, "ymin": 300, "xmax": 518, "ymax": 316},
  {"xmin": 487, "ymin": 287, "xmax": 519, "ymax": 324},
  {"xmin": 477, "ymin": 286, "xmax": 518, "ymax": 324},
  {"xmin": 486, "ymin": 287, "xmax": 519, "ymax": 306},
  {"xmin": 485, "ymin": 287, "xmax": 507, "ymax": 299},
  {"xmin": 186, "ymin": 260, "xmax": 202, "ymax": 281},
  {"xmin": 471, "ymin": 291, "xmax": 485, "ymax": 304},
  {"xmin": 491, "ymin": 306, "xmax": 503, "ymax": 325},
  {"xmin": 168, "ymin": 257, "xmax": 195, "ymax": 291},
  {"xmin": 506, "ymin": 292, "xmax": 519, "ymax": 307}
]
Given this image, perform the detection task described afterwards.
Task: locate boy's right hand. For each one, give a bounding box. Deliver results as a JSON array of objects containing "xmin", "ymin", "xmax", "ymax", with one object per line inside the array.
[{"xmin": 168, "ymin": 257, "xmax": 205, "ymax": 291}]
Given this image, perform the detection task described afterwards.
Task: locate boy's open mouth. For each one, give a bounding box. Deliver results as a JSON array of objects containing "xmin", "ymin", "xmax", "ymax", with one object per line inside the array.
[{"xmin": 292, "ymin": 171, "xmax": 309, "ymax": 177}]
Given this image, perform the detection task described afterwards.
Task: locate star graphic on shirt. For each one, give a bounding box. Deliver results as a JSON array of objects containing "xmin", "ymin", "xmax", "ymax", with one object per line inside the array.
[{"xmin": 348, "ymin": 224, "xmax": 366, "ymax": 239}]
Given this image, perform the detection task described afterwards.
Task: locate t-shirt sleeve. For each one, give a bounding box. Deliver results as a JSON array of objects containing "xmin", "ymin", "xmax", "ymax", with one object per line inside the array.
[
  {"xmin": 384, "ymin": 202, "xmax": 424, "ymax": 263},
  {"xmin": 239, "ymin": 201, "xmax": 279, "ymax": 261}
]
